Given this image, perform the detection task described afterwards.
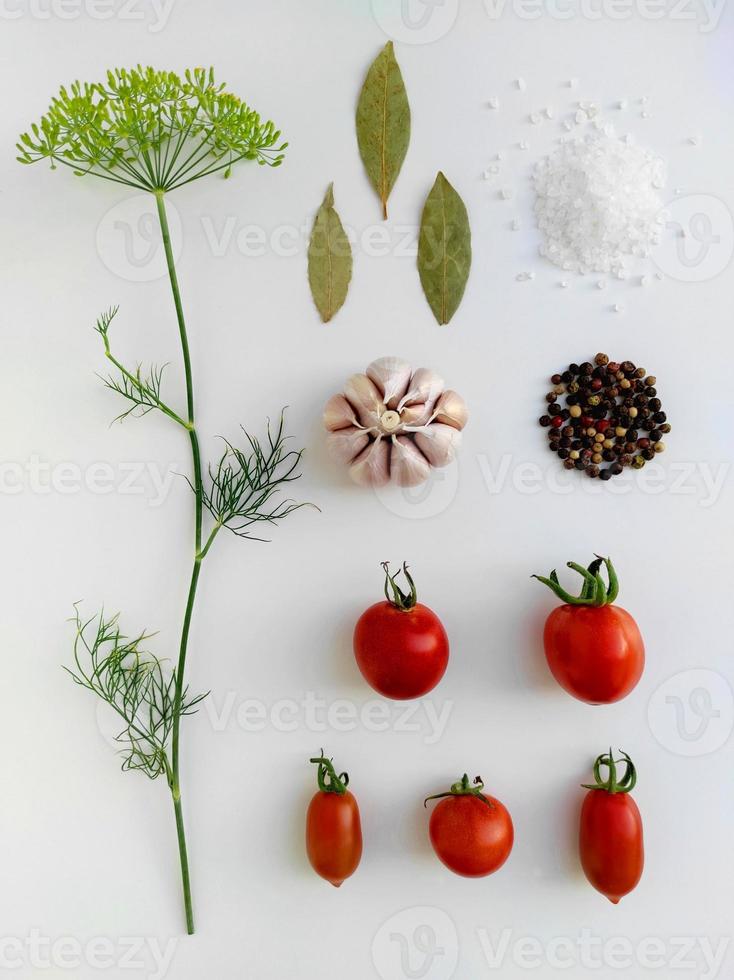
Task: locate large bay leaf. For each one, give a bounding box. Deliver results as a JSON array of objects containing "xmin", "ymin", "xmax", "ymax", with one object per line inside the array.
[
  {"xmin": 417, "ymin": 172, "xmax": 472, "ymax": 325},
  {"xmin": 356, "ymin": 41, "xmax": 411, "ymax": 220},
  {"xmin": 307, "ymin": 183, "xmax": 353, "ymax": 323}
]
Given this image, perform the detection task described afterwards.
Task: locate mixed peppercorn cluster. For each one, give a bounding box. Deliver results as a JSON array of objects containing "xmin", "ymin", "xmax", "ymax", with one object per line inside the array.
[{"xmin": 539, "ymin": 353, "xmax": 670, "ymax": 480}]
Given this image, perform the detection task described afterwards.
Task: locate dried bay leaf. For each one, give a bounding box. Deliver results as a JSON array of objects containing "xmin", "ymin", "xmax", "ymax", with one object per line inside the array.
[
  {"xmin": 418, "ymin": 172, "xmax": 472, "ymax": 325},
  {"xmin": 308, "ymin": 183, "xmax": 353, "ymax": 323},
  {"xmin": 356, "ymin": 41, "xmax": 411, "ymax": 220}
]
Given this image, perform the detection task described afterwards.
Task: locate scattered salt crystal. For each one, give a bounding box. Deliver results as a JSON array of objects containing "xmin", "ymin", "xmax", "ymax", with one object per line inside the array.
[
  {"xmin": 516, "ymin": 78, "xmax": 526, "ymax": 91},
  {"xmin": 482, "ymin": 170, "xmax": 492, "ymax": 180},
  {"xmin": 617, "ymin": 99, "xmax": 628, "ymax": 110},
  {"xmin": 687, "ymin": 135, "xmax": 699, "ymax": 146},
  {"xmin": 516, "ymin": 271, "xmax": 532, "ymax": 281},
  {"xmin": 640, "ymin": 275, "xmax": 649, "ymax": 286},
  {"xmin": 544, "ymin": 107, "xmax": 554, "ymax": 119},
  {"xmin": 597, "ymin": 279, "xmax": 607, "ymax": 289},
  {"xmin": 613, "ymin": 303, "xmax": 624, "ymax": 313},
  {"xmin": 518, "ymin": 140, "xmax": 529, "ymax": 150},
  {"xmin": 568, "ymin": 78, "xmax": 579, "ymax": 88},
  {"xmin": 530, "ymin": 112, "xmax": 541, "ymax": 124},
  {"xmin": 495, "ymin": 152, "xmax": 505, "ymax": 160},
  {"xmin": 641, "ymin": 110, "xmax": 650, "ymax": 119},
  {"xmin": 489, "ymin": 97, "xmax": 500, "ymax": 109},
  {"xmin": 511, "ymin": 218, "xmax": 521, "ymax": 230},
  {"xmin": 559, "ymin": 280, "xmax": 569, "ymax": 288},
  {"xmin": 674, "ymin": 187, "xmax": 682, "ymax": 195},
  {"xmin": 575, "ymin": 110, "xmax": 586, "ymax": 124},
  {"xmin": 563, "ymin": 119, "xmax": 573, "ymax": 131},
  {"xmin": 532, "ymin": 129, "xmax": 667, "ymax": 275},
  {"xmin": 500, "ymin": 187, "xmax": 513, "ymax": 199},
  {"xmin": 640, "ymin": 96, "xmax": 649, "ymax": 104},
  {"xmin": 655, "ymin": 271, "xmax": 664, "ymax": 280}
]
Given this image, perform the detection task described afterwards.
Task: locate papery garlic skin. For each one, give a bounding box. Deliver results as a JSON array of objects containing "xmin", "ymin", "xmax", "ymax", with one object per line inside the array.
[
  {"xmin": 349, "ymin": 436, "xmax": 390, "ymax": 487},
  {"xmin": 390, "ymin": 436, "xmax": 432, "ymax": 487},
  {"xmin": 327, "ymin": 427, "xmax": 370, "ymax": 465},
  {"xmin": 433, "ymin": 390, "xmax": 469, "ymax": 430},
  {"xmin": 366, "ymin": 357, "xmax": 412, "ymax": 409},
  {"xmin": 413, "ymin": 423, "xmax": 462, "ymax": 468},
  {"xmin": 343, "ymin": 374, "xmax": 386, "ymax": 429},
  {"xmin": 323, "ymin": 393, "xmax": 360, "ymax": 432},
  {"xmin": 324, "ymin": 358, "xmax": 468, "ymax": 488}
]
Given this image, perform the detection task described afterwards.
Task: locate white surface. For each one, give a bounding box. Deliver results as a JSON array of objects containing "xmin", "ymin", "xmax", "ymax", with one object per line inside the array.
[{"xmin": 2, "ymin": 2, "xmax": 734, "ymax": 978}]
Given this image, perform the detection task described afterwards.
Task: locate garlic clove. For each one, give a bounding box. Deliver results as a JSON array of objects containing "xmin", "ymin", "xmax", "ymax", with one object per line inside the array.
[
  {"xmin": 398, "ymin": 368, "xmax": 445, "ymax": 410},
  {"xmin": 413, "ymin": 423, "xmax": 462, "ymax": 468},
  {"xmin": 390, "ymin": 436, "xmax": 432, "ymax": 487},
  {"xmin": 326, "ymin": 427, "xmax": 370, "ymax": 465},
  {"xmin": 400, "ymin": 401, "xmax": 435, "ymax": 427},
  {"xmin": 433, "ymin": 389, "xmax": 469, "ymax": 430},
  {"xmin": 366, "ymin": 356, "xmax": 412, "ymax": 409},
  {"xmin": 323, "ymin": 393, "xmax": 360, "ymax": 432},
  {"xmin": 343, "ymin": 373, "xmax": 386, "ymax": 429},
  {"xmin": 349, "ymin": 436, "xmax": 390, "ymax": 487}
]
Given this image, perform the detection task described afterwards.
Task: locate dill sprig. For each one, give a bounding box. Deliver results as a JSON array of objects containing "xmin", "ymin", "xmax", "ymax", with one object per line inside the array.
[
  {"xmin": 17, "ymin": 66, "xmax": 287, "ymax": 192},
  {"xmin": 19, "ymin": 66, "xmax": 308, "ymax": 935},
  {"xmin": 202, "ymin": 415, "xmax": 308, "ymax": 547},
  {"xmin": 66, "ymin": 606, "xmax": 207, "ymax": 782}
]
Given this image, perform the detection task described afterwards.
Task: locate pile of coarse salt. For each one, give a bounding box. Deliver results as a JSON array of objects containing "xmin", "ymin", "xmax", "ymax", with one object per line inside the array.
[{"xmin": 533, "ymin": 128, "xmax": 667, "ymax": 275}]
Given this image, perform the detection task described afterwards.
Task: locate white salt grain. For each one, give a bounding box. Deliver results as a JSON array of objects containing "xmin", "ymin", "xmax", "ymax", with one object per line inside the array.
[
  {"xmin": 489, "ymin": 97, "xmax": 500, "ymax": 109},
  {"xmin": 533, "ymin": 129, "xmax": 667, "ymax": 274},
  {"xmin": 516, "ymin": 78, "xmax": 526, "ymax": 91}
]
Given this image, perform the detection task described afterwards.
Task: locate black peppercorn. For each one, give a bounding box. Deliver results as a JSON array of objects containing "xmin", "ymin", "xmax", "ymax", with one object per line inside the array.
[
  {"xmin": 600, "ymin": 468, "xmax": 612, "ymax": 481},
  {"xmin": 610, "ymin": 462, "xmax": 623, "ymax": 475},
  {"xmin": 642, "ymin": 448, "xmax": 655, "ymax": 461},
  {"xmin": 574, "ymin": 459, "xmax": 587, "ymax": 470},
  {"xmin": 546, "ymin": 392, "xmax": 557, "ymax": 403},
  {"xmin": 587, "ymin": 465, "xmax": 600, "ymax": 478},
  {"xmin": 539, "ymin": 415, "xmax": 551, "ymax": 427},
  {"xmin": 649, "ymin": 428, "xmax": 662, "ymax": 442},
  {"xmin": 649, "ymin": 398, "xmax": 662, "ymax": 412},
  {"xmin": 551, "ymin": 373, "xmax": 562, "ymax": 385}
]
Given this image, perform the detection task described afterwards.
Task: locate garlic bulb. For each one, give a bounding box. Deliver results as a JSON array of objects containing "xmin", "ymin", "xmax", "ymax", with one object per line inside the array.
[{"xmin": 323, "ymin": 357, "xmax": 468, "ymax": 488}]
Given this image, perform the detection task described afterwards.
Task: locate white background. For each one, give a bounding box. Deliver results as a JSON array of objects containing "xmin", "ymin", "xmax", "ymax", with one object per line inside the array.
[{"xmin": 2, "ymin": 1, "xmax": 733, "ymax": 978}]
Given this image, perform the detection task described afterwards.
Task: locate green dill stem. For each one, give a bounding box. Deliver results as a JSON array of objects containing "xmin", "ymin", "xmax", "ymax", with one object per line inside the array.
[{"xmin": 155, "ymin": 190, "xmax": 204, "ymax": 936}]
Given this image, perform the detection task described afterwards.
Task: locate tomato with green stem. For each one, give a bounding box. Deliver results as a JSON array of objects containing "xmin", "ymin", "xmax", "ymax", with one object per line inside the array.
[
  {"xmin": 532, "ymin": 556, "xmax": 644, "ymax": 704},
  {"xmin": 353, "ymin": 562, "xmax": 449, "ymax": 700},
  {"xmin": 306, "ymin": 753, "xmax": 362, "ymax": 887},
  {"xmin": 579, "ymin": 749, "xmax": 644, "ymax": 903},
  {"xmin": 424, "ymin": 774, "xmax": 514, "ymax": 877}
]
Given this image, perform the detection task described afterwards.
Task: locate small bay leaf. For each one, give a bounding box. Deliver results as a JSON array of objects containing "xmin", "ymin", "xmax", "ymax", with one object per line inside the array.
[
  {"xmin": 356, "ymin": 41, "xmax": 411, "ymax": 220},
  {"xmin": 308, "ymin": 183, "xmax": 353, "ymax": 323},
  {"xmin": 417, "ymin": 172, "xmax": 472, "ymax": 325}
]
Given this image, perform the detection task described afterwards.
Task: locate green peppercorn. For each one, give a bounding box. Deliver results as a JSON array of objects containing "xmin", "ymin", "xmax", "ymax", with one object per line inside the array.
[
  {"xmin": 632, "ymin": 455, "xmax": 645, "ymax": 469},
  {"xmin": 588, "ymin": 395, "xmax": 601, "ymax": 406}
]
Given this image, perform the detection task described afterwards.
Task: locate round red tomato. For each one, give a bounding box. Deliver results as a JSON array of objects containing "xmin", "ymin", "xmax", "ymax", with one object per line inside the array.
[
  {"xmin": 354, "ymin": 562, "xmax": 449, "ymax": 700},
  {"xmin": 579, "ymin": 750, "xmax": 643, "ymax": 903},
  {"xmin": 534, "ymin": 556, "xmax": 644, "ymax": 704},
  {"xmin": 425, "ymin": 774, "xmax": 514, "ymax": 877},
  {"xmin": 306, "ymin": 754, "xmax": 362, "ymax": 887}
]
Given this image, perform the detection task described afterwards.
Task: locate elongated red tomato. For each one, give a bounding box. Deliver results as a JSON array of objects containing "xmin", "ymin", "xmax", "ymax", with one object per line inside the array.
[
  {"xmin": 354, "ymin": 562, "xmax": 449, "ymax": 700},
  {"xmin": 306, "ymin": 754, "xmax": 362, "ymax": 887},
  {"xmin": 534, "ymin": 556, "xmax": 644, "ymax": 704},
  {"xmin": 579, "ymin": 750, "xmax": 644, "ymax": 903},
  {"xmin": 425, "ymin": 774, "xmax": 513, "ymax": 877}
]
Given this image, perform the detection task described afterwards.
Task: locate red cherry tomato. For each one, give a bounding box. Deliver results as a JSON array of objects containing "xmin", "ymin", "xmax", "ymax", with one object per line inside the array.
[
  {"xmin": 425, "ymin": 774, "xmax": 514, "ymax": 877},
  {"xmin": 579, "ymin": 750, "xmax": 644, "ymax": 903},
  {"xmin": 353, "ymin": 562, "xmax": 449, "ymax": 700},
  {"xmin": 306, "ymin": 754, "xmax": 362, "ymax": 887},
  {"xmin": 534, "ymin": 556, "xmax": 644, "ymax": 704}
]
